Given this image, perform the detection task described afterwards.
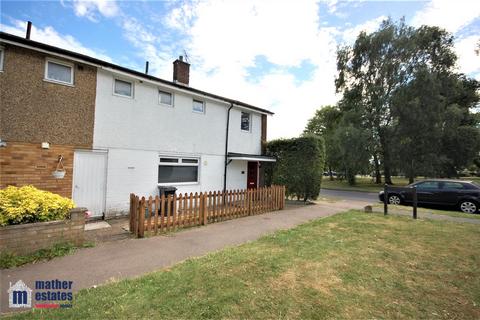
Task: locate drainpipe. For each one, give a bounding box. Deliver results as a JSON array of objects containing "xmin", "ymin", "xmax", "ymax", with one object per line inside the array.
[{"xmin": 223, "ymin": 103, "xmax": 234, "ymax": 193}]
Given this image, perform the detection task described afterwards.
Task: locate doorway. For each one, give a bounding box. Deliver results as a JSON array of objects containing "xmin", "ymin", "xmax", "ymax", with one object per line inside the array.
[
  {"xmin": 247, "ymin": 161, "xmax": 258, "ymax": 189},
  {"xmin": 72, "ymin": 151, "xmax": 107, "ymax": 218}
]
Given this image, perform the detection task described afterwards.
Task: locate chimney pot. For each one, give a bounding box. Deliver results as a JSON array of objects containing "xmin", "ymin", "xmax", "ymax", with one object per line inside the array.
[{"xmin": 173, "ymin": 57, "xmax": 190, "ymax": 86}]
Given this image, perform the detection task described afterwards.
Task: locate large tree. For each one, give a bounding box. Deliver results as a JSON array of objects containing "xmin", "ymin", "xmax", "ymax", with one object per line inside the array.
[{"xmin": 335, "ymin": 18, "xmax": 457, "ymax": 184}]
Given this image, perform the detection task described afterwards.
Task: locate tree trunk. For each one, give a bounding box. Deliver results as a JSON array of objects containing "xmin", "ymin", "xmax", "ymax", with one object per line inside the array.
[
  {"xmin": 373, "ymin": 153, "xmax": 382, "ymax": 184},
  {"xmin": 328, "ymin": 166, "xmax": 334, "ymax": 181},
  {"xmin": 379, "ymin": 132, "xmax": 393, "ymax": 185}
]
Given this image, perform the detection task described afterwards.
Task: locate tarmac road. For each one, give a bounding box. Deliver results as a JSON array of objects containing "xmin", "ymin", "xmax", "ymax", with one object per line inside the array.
[{"xmin": 320, "ymin": 188, "xmax": 379, "ymax": 203}]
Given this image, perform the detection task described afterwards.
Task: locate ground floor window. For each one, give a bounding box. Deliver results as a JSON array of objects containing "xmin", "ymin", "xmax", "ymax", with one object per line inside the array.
[{"xmin": 158, "ymin": 156, "xmax": 199, "ymax": 183}]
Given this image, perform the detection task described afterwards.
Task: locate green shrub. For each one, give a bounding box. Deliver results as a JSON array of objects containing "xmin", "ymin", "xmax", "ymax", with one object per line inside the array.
[
  {"xmin": 266, "ymin": 135, "xmax": 325, "ymax": 201},
  {"xmin": 0, "ymin": 185, "xmax": 75, "ymax": 226}
]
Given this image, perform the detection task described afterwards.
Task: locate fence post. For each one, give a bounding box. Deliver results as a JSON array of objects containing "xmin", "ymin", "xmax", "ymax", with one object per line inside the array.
[
  {"xmin": 248, "ymin": 189, "xmax": 252, "ymax": 215},
  {"xmin": 383, "ymin": 184, "xmax": 388, "ymax": 216},
  {"xmin": 139, "ymin": 197, "xmax": 145, "ymax": 238},
  {"xmin": 202, "ymin": 192, "xmax": 208, "ymax": 225},
  {"xmin": 412, "ymin": 186, "xmax": 417, "ymax": 219}
]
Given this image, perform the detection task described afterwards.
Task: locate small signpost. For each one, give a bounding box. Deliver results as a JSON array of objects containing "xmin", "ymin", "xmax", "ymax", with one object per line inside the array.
[
  {"xmin": 383, "ymin": 184, "xmax": 388, "ymax": 215},
  {"xmin": 412, "ymin": 186, "xmax": 417, "ymax": 219},
  {"xmin": 383, "ymin": 184, "xmax": 418, "ymax": 219}
]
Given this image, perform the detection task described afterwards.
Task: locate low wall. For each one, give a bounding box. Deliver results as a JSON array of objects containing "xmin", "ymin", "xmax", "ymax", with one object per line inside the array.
[{"xmin": 0, "ymin": 207, "xmax": 86, "ymax": 255}]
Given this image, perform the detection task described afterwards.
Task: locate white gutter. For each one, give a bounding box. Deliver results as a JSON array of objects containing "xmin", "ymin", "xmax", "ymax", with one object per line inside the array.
[{"xmin": 228, "ymin": 156, "xmax": 276, "ymax": 162}]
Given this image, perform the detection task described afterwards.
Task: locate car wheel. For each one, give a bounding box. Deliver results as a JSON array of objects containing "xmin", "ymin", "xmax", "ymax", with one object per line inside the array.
[
  {"xmin": 388, "ymin": 194, "xmax": 401, "ymax": 205},
  {"xmin": 459, "ymin": 201, "xmax": 478, "ymax": 214}
]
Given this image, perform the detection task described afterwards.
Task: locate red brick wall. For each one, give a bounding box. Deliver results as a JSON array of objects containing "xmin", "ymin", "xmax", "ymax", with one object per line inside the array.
[
  {"xmin": 0, "ymin": 208, "xmax": 85, "ymax": 255},
  {"xmin": 0, "ymin": 142, "xmax": 75, "ymax": 198}
]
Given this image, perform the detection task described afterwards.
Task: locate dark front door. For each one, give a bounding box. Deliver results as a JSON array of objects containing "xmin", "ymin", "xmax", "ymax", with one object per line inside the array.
[{"xmin": 247, "ymin": 162, "xmax": 258, "ymax": 189}]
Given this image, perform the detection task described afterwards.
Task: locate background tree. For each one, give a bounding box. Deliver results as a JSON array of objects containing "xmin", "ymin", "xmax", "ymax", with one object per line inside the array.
[
  {"xmin": 303, "ymin": 105, "xmax": 342, "ymax": 180},
  {"xmin": 335, "ymin": 18, "xmax": 464, "ymax": 184}
]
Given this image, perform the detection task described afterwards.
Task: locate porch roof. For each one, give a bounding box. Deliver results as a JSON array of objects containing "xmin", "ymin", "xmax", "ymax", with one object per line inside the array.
[{"xmin": 227, "ymin": 152, "xmax": 276, "ymax": 162}]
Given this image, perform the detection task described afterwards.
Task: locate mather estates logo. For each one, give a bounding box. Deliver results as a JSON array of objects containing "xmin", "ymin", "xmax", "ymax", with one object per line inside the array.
[{"xmin": 8, "ymin": 279, "xmax": 73, "ymax": 309}]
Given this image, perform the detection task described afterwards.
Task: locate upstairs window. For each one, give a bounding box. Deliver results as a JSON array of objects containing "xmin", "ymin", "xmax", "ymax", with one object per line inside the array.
[
  {"xmin": 159, "ymin": 90, "xmax": 173, "ymax": 106},
  {"xmin": 114, "ymin": 78, "xmax": 133, "ymax": 97},
  {"xmin": 45, "ymin": 59, "xmax": 74, "ymax": 85},
  {"xmin": 193, "ymin": 99, "xmax": 205, "ymax": 113},
  {"xmin": 241, "ymin": 112, "xmax": 251, "ymax": 131},
  {"xmin": 0, "ymin": 47, "xmax": 4, "ymax": 71},
  {"xmin": 158, "ymin": 157, "xmax": 199, "ymax": 184}
]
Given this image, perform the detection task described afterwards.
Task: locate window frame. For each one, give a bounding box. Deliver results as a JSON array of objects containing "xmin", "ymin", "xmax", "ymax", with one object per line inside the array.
[
  {"xmin": 0, "ymin": 46, "xmax": 4, "ymax": 72},
  {"xmin": 44, "ymin": 58, "xmax": 74, "ymax": 86},
  {"xmin": 192, "ymin": 99, "xmax": 205, "ymax": 114},
  {"xmin": 158, "ymin": 156, "xmax": 200, "ymax": 185},
  {"xmin": 241, "ymin": 111, "xmax": 251, "ymax": 132},
  {"xmin": 158, "ymin": 89, "xmax": 174, "ymax": 107},
  {"xmin": 113, "ymin": 77, "xmax": 134, "ymax": 98}
]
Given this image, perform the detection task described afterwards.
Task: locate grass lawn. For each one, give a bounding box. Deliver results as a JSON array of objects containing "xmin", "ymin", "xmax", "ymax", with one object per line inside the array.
[
  {"xmin": 322, "ymin": 176, "xmax": 480, "ymax": 193},
  {"xmin": 373, "ymin": 203, "xmax": 480, "ymax": 220},
  {"xmin": 7, "ymin": 211, "xmax": 480, "ymax": 319}
]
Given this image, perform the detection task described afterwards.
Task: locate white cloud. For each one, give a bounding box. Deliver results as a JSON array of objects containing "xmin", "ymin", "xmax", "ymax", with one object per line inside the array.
[
  {"xmin": 411, "ymin": 0, "xmax": 480, "ymax": 33},
  {"xmin": 72, "ymin": 0, "xmax": 119, "ymax": 22},
  {"xmin": 0, "ymin": 18, "xmax": 112, "ymax": 62},
  {"xmin": 455, "ymin": 35, "xmax": 480, "ymax": 79},
  {"xmin": 163, "ymin": 0, "xmax": 341, "ymax": 139},
  {"xmin": 342, "ymin": 15, "xmax": 387, "ymax": 44}
]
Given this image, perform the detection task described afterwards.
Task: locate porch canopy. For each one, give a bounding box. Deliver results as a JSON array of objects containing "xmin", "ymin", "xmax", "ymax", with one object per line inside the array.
[{"xmin": 227, "ymin": 152, "xmax": 276, "ymax": 162}]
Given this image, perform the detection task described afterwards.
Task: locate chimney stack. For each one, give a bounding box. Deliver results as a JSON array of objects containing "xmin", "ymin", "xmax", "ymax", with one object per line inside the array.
[
  {"xmin": 26, "ymin": 21, "xmax": 32, "ymax": 40},
  {"xmin": 173, "ymin": 56, "xmax": 190, "ymax": 86}
]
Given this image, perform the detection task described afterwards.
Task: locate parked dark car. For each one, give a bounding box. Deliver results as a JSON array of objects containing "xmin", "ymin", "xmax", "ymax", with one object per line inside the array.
[{"xmin": 379, "ymin": 180, "xmax": 480, "ymax": 214}]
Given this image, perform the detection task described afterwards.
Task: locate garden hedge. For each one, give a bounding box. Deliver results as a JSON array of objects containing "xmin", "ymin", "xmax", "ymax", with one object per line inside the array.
[{"xmin": 265, "ymin": 135, "xmax": 325, "ymax": 201}]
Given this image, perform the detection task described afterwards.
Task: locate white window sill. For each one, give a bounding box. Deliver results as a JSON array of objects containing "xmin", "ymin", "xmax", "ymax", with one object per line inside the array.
[
  {"xmin": 159, "ymin": 103, "xmax": 174, "ymax": 108},
  {"xmin": 241, "ymin": 129, "xmax": 251, "ymax": 133},
  {"xmin": 157, "ymin": 182, "xmax": 199, "ymax": 186},
  {"xmin": 43, "ymin": 78, "xmax": 75, "ymax": 87},
  {"xmin": 113, "ymin": 92, "xmax": 134, "ymax": 99}
]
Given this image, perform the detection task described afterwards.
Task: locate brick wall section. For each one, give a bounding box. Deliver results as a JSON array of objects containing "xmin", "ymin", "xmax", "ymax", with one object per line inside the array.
[
  {"xmin": 0, "ymin": 142, "xmax": 75, "ymax": 198},
  {"xmin": 0, "ymin": 208, "xmax": 86, "ymax": 255},
  {"xmin": 172, "ymin": 58, "xmax": 190, "ymax": 85},
  {"xmin": 0, "ymin": 44, "xmax": 96, "ymax": 146}
]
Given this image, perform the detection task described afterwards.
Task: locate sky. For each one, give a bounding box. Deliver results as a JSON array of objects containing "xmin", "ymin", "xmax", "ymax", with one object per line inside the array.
[{"xmin": 1, "ymin": 0, "xmax": 479, "ymax": 139}]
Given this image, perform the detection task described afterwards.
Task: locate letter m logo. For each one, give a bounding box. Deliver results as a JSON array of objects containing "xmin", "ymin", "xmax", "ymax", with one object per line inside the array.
[{"xmin": 8, "ymin": 280, "xmax": 32, "ymax": 308}]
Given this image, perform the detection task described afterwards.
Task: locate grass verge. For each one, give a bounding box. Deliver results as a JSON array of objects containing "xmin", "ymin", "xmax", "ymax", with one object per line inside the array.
[
  {"xmin": 6, "ymin": 210, "xmax": 480, "ymax": 319},
  {"xmin": 373, "ymin": 203, "xmax": 480, "ymax": 220},
  {"xmin": 322, "ymin": 176, "xmax": 480, "ymax": 193},
  {"xmin": 0, "ymin": 242, "xmax": 95, "ymax": 269}
]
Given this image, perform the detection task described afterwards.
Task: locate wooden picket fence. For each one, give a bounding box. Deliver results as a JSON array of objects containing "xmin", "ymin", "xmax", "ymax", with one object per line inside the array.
[{"xmin": 129, "ymin": 185, "xmax": 285, "ymax": 238}]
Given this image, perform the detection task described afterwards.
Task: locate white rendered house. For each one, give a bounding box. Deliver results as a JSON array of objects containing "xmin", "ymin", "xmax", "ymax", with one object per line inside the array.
[{"xmin": 79, "ymin": 57, "xmax": 275, "ymax": 217}]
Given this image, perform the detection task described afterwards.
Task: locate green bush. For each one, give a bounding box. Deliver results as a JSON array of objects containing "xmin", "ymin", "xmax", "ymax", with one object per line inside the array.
[
  {"xmin": 0, "ymin": 185, "xmax": 75, "ymax": 226},
  {"xmin": 266, "ymin": 135, "xmax": 325, "ymax": 201}
]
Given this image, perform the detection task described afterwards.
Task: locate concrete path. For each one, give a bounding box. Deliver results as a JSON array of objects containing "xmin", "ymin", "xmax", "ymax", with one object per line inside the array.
[{"xmin": 0, "ymin": 202, "xmax": 362, "ymax": 313}]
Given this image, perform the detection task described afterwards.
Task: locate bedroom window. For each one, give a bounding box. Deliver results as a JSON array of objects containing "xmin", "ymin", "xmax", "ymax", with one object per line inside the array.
[
  {"xmin": 45, "ymin": 59, "xmax": 74, "ymax": 85},
  {"xmin": 241, "ymin": 112, "xmax": 250, "ymax": 131},
  {"xmin": 158, "ymin": 157, "xmax": 199, "ymax": 184},
  {"xmin": 192, "ymin": 99, "xmax": 205, "ymax": 113},
  {"xmin": 114, "ymin": 78, "xmax": 133, "ymax": 97},
  {"xmin": 159, "ymin": 90, "xmax": 173, "ymax": 106}
]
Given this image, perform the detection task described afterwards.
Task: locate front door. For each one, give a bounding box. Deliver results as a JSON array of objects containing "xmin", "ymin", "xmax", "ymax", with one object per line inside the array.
[
  {"xmin": 247, "ymin": 161, "xmax": 258, "ymax": 189},
  {"xmin": 72, "ymin": 151, "xmax": 107, "ymax": 218}
]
